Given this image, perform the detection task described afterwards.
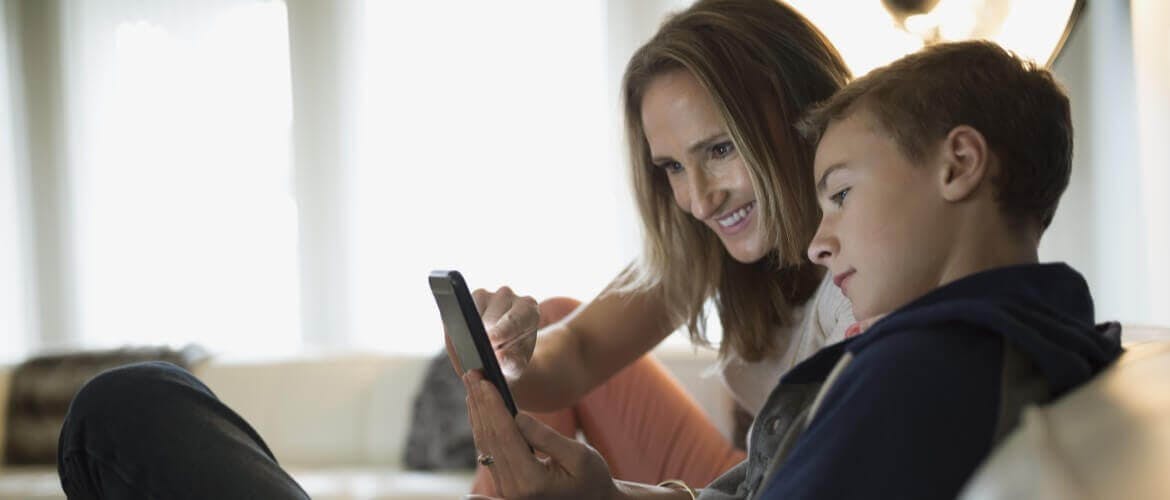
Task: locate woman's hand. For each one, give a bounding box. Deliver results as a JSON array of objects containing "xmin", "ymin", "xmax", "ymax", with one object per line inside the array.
[
  {"xmin": 442, "ymin": 286, "xmax": 540, "ymax": 382},
  {"xmin": 472, "ymin": 286, "xmax": 541, "ymax": 380},
  {"xmin": 463, "ymin": 369, "xmax": 620, "ymax": 500}
]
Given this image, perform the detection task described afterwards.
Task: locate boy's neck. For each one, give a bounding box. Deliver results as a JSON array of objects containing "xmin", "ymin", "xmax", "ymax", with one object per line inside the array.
[{"xmin": 938, "ymin": 217, "xmax": 1040, "ymax": 288}]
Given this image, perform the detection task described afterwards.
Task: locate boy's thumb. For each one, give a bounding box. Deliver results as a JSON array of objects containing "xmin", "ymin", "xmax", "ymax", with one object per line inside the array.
[{"xmin": 514, "ymin": 413, "xmax": 581, "ymax": 463}]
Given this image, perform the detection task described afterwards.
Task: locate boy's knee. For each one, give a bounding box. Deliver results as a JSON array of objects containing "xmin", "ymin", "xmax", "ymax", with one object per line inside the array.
[
  {"xmin": 59, "ymin": 362, "xmax": 215, "ymax": 498},
  {"xmin": 67, "ymin": 361, "xmax": 202, "ymax": 420}
]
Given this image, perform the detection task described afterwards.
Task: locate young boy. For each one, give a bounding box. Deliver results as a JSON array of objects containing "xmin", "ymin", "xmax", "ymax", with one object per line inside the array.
[{"xmin": 733, "ymin": 40, "xmax": 1123, "ymax": 499}]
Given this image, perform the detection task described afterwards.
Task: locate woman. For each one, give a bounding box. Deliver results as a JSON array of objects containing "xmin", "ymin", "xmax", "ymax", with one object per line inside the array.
[
  {"xmin": 464, "ymin": 0, "xmax": 855, "ymax": 496},
  {"xmin": 54, "ymin": 1, "xmax": 856, "ymax": 498}
]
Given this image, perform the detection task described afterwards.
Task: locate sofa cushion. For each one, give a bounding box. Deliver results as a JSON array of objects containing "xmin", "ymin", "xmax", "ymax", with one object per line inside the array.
[
  {"xmin": 196, "ymin": 353, "xmax": 432, "ymax": 467},
  {"xmin": 402, "ymin": 352, "xmax": 476, "ymax": 470},
  {"xmin": 960, "ymin": 337, "xmax": 1170, "ymax": 500},
  {"xmin": 2, "ymin": 346, "xmax": 207, "ymax": 465}
]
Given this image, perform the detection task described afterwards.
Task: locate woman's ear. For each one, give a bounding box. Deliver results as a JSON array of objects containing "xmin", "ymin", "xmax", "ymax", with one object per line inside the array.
[{"xmin": 937, "ymin": 125, "xmax": 990, "ymax": 202}]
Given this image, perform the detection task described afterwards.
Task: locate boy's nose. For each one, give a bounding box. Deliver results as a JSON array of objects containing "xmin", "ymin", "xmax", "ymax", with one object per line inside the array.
[{"xmin": 807, "ymin": 221, "xmax": 837, "ymax": 266}]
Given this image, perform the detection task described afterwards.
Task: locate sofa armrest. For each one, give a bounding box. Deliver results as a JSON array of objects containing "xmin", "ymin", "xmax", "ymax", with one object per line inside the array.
[{"xmin": 960, "ymin": 340, "xmax": 1170, "ymax": 500}]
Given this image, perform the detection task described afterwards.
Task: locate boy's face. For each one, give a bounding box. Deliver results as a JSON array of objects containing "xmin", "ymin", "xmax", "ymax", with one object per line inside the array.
[{"xmin": 807, "ymin": 111, "xmax": 954, "ymax": 320}]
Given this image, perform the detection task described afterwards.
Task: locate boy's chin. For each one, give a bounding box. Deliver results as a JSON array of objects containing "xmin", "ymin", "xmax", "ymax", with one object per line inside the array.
[
  {"xmin": 851, "ymin": 296, "xmax": 893, "ymax": 323},
  {"xmin": 855, "ymin": 290, "xmax": 930, "ymax": 322},
  {"xmin": 852, "ymin": 305, "xmax": 880, "ymax": 323}
]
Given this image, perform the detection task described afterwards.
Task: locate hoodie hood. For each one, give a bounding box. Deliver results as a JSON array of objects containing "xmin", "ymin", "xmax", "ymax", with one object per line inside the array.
[{"xmin": 851, "ymin": 262, "xmax": 1123, "ymax": 398}]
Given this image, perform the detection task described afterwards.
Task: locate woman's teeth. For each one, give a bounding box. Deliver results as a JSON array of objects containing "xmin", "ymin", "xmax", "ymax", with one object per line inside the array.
[{"xmin": 717, "ymin": 202, "xmax": 754, "ymax": 227}]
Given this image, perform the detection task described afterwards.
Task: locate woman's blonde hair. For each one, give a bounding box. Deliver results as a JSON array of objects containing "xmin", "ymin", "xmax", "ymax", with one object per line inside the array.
[{"xmin": 618, "ymin": 0, "xmax": 851, "ymax": 362}]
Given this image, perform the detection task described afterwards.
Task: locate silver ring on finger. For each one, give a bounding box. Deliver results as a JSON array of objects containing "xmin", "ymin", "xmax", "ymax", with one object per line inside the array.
[{"xmin": 477, "ymin": 452, "xmax": 495, "ymax": 466}]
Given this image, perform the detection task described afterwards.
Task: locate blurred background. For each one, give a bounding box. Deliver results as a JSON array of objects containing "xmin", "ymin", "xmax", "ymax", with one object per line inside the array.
[{"xmin": 1, "ymin": 0, "xmax": 1167, "ymax": 363}]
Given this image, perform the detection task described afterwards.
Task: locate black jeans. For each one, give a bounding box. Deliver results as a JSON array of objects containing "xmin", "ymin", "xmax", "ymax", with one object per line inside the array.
[{"xmin": 57, "ymin": 361, "xmax": 311, "ymax": 499}]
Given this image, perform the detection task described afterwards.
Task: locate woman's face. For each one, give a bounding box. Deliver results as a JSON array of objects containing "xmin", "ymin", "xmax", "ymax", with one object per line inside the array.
[{"xmin": 640, "ymin": 69, "xmax": 769, "ymax": 263}]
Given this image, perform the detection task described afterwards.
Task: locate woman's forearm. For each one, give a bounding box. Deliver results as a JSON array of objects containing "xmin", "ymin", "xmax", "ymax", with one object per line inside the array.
[
  {"xmin": 510, "ymin": 283, "xmax": 676, "ymax": 413},
  {"xmin": 510, "ymin": 321, "xmax": 593, "ymax": 411}
]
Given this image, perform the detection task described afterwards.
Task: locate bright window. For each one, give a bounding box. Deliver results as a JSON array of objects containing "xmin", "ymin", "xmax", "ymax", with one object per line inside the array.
[
  {"xmin": 65, "ymin": 1, "xmax": 300, "ymax": 355},
  {"xmin": 352, "ymin": 0, "xmax": 637, "ymax": 354}
]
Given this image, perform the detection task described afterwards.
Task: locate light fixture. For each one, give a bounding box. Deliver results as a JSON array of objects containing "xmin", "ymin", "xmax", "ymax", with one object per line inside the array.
[{"xmin": 786, "ymin": 0, "xmax": 1085, "ymax": 75}]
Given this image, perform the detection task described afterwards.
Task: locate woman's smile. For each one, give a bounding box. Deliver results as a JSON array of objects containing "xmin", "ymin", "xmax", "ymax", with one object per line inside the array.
[{"xmin": 714, "ymin": 201, "xmax": 756, "ymax": 235}]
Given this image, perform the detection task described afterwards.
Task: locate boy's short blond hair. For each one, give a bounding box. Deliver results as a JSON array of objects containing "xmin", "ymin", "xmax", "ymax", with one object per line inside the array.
[{"xmin": 797, "ymin": 41, "xmax": 1072, "ymax": 230}]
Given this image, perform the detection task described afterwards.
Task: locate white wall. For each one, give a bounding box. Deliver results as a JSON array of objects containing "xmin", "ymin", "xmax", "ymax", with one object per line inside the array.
[{"xmin": 1043, "ymin": 0, "xmax": 1166, "ymax": 327}]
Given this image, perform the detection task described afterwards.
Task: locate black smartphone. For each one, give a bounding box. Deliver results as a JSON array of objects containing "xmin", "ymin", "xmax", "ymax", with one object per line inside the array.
[{"xmin": 429, "ymin": 269, "xmax": 519, "ymax": 416}]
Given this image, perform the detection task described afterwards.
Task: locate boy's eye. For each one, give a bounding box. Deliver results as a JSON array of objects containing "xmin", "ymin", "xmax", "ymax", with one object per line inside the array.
[
  {"xmin": 710, "ymin": 141, "xmax": 735, "ymax": 159},
  {"xmin": 830, "ymin": 187, "xmax": 851, "ymax": 206},
  {"xmin": 657, "ymin": 161, "xmax": 684, "ymax": 174}
]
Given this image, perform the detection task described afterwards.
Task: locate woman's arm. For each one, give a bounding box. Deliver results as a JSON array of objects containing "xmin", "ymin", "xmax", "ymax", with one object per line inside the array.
[{"xmin": 511, "ymin": 278, "xmax": 678, "ymax": 412}]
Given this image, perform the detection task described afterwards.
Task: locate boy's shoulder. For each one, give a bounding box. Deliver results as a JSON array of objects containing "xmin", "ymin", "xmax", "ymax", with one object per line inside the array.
[
  {"xmin": 828, "ymin": 321, "xmax": 1008, "ymax": 424},
  {"xmin": 756, "ymin": 263, "xmax": 1111, "ymax": 499},
  {"xmin": 841, "ymin": 262, "xmax": 1120, "ymax": 397},
  {"xmin": 844, "ymin": 263, "xmax": 1087, "ymax": 361},
  {"xmin": 846, "ymin": 321, "xmax": 1002, "ymax": 371},
  {"xmin": 758, "ymin": 321, "xmax": 1010, "ymax": 499}
]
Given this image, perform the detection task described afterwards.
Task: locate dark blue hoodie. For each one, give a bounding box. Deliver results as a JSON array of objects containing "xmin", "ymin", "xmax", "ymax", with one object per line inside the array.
[{"xmin": 701, "ymin": 263, "xmax": 1123, "ymax": 500}]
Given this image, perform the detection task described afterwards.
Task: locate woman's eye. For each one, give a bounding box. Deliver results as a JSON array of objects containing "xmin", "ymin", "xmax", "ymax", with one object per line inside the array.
[
  {"xmin": 711, "ymin": 141, "xmax": 735, "ymax": 159},
  {"xmin": 830, "ymin": 187, "xmax": 851, "ymax": 206},
  {"xmin": 659, "ymin": 162, "xmax": 683, "ymax": 175}
]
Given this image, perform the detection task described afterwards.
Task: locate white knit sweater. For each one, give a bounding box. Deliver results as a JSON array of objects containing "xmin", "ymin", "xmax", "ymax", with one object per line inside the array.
[{"xmin": 718, "ymin": 274, "xmax": 855, "ymax": 416}]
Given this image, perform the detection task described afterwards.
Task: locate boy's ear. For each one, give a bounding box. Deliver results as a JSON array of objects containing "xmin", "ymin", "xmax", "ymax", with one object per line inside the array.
[{"xmin": 937, "ymin": 125, "xmax": 990, "ymax": 202}]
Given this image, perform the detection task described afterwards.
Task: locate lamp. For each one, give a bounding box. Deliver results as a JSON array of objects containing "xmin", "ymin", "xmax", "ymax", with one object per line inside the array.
[{"xmin": 786, "ymin": 0, "xmax": 1085, "ymax": 75}]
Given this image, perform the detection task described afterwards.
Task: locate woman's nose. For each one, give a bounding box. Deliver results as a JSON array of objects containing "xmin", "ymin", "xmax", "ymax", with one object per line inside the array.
[{"xmin": 688, "ymin": 172, "xmax": 723, "ymax": 219}]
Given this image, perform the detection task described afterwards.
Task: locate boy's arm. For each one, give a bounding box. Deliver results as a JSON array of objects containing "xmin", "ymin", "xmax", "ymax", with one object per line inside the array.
[{"xmin": 758, "ymin": 327, "xmax": 1005, "ymax": 499}]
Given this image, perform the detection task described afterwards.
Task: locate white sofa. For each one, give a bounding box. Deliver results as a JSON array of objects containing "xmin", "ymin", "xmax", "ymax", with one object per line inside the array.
[
  {"xmin": 2, "ymin": 327, "xmax": 1168, "ymax": 500},
  {"xmin": 0, "ymin": 345, "xmax": 732, "ymax": 500}
]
